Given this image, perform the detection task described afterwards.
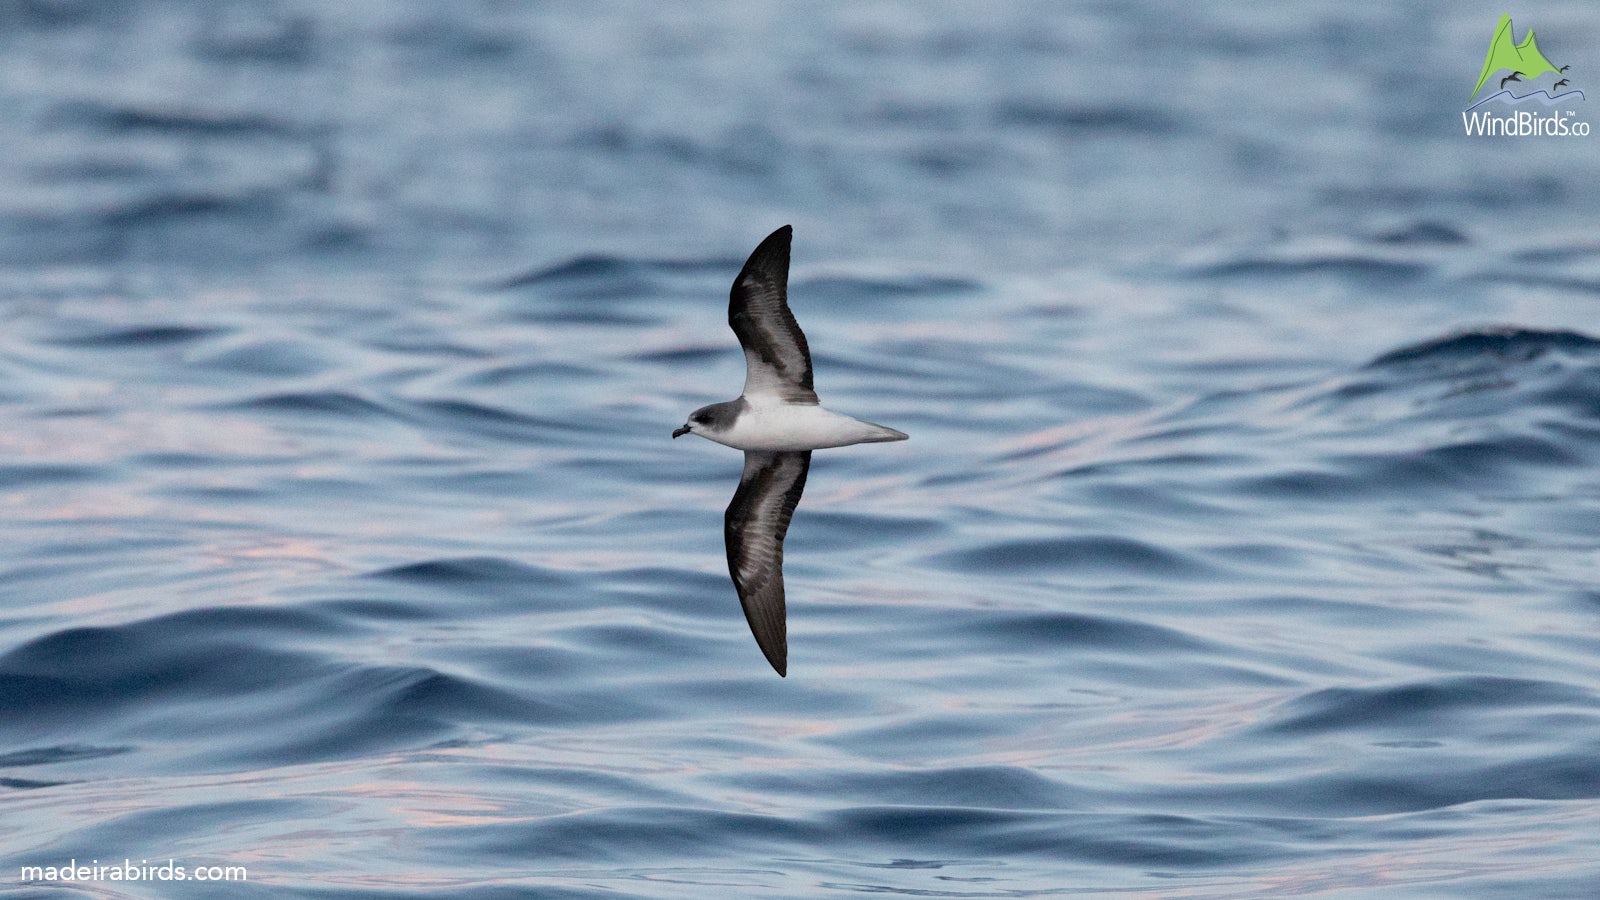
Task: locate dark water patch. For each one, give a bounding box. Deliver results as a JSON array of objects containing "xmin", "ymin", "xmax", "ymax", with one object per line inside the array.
[
  {"xmin": 993, "ymin": 100, "xmax": 1183, "ymax": 135},
  {"xmin": 795, "ymin": 511, "xmax": 945, "ymax": 550},
  {"xmin": 1, "ymin": 0, "xmax": 118, "ymax": 27},
  {"xmin": 195, "ymin": 9, "xmax": 317, "ymax": 65},
  {"xmin": 1233, "ymin": 434, "xmax": 1579, "ymax": 500},
  {"xmin": 1470, "ymin": 748, "xmax": 1600, "ymax": 804},
  {"xmin": 594, "ymin": 565, "xmax": 728, "ymax": 603},
  {"xmin": 575, "ymin": 121, "xmax": 781, "ymax": 177},
  {"xmin": 434, "ymin": 806, "xmax": 822, "ymax": 863},
  {"xmin": 1474, "ymin": 273, "xmax": 1600, "ymax": 298},
  {"xmin": 29, "ymin": 154, "xmax": 162, "ymax": 183},
  {"xmin": 513, "ymin": 254, "xmax": 737, "ymax": 284},
  {"xmin": 0, "ymin": 463, "xmax": 106, "ymax": 488},
  {"xmin": 737, "ymin": 765, "xmax": 1078, "ymax": 811},
  {"xmin": 366, "ymin": 556, "xmax": 573, "ymax": 591},
  {"xmin": 1052, "ymin": 449, "xmax": 1252, "ymax": 477},
  {"xmin": 904, "ymin": 141, "xmax": 993, "ymax": 176},
  {"xmin": 1367, "ymin": 327, "xmax": 1600, "ymax": 369},
  {"xmin": 1233, "ymin": 467, "xmax": 1363, "ymax": 501},
  {"xmin": 219, "ymin": 663, "xmax": 613, "ymax": 767},
  {"xmin": 630, "ymin": 344, "xmax": 726, "ymax": 364},
  {"xmin": 1077, "ymin": 479, "xmax": 1242, "ymax": 522},
  {"xmin": 1320, "ymin": 174, "xmax": 1566, "ymax": 209},
  {"xmin": 1208, "ymin": 541, "xmax": 1310, "ymax": 571},
  {"xmin": 1234, "ymin": 326, "xmax": 1600, "ymax": 500},
  {"xmin": 0, "ymin": 744, "xmax": 132, "ymax": 767},
  {"xmin": 1412, "ymin": 435, "xmax": 1579, "ymax": 473},
  {"xmin": 387, "ymin": 16, "xmax": 519, "ymax": 61},
  {"xmin": 311, "ymin": 597, "xmax": 441, "ymax": 622},
  {"xmin": 472, "ymin": 765, "xmax": 693, "ymax": 807},
  {"xmin": 342, "ymin": 665, "xmax": 536, "ymax": 724},
  {"xmin": 130, "ymin": 451, "xmax": 234, "ymax": 469},
  {"xmin": 491, "ymin": 254, "xmax": 738, "ymax": 296},
  {"xmin": 192, "ymin": 337, "xmax": 330, "ymax": 377},
  {"xmin": 50, "ymin": 100, "xmax": 305, "ymax": 139},
  {"xmin": 46, "ymin": 324, "xmax": 223, "ymax": 348},
  {"xmin": 359, "ymin": 321, "xmax": 488, "ymax": 358},
  {"xmin": 819, "ymin": 347, "xmax": 1035, "ymax": 400},
  {"xmin": 824, "ymin": 807, "xmax": 1261, "ymax": 866},
  {"xmin": 152, "ymin": 604, "xmax": 357, "ymax": 639},
  {"xmin": 302, "ymin": 219, "xmax": 374, "ymax": 253},
  {"xmin": 557, "ymin": 623, "xmax": 706, "ymax": 669},
  {"xmin": 97, "ymin": 188, "xmax": 281, "ymax": 229},
  {"xmin": 0, "ymin": 624, "xmax": 324, "ymax": 717},
  {"xmin": 1214, "ymin": 749, "xmax": 1600, "ymax": 817},
  {"xmin": 934, "ymin": 535, "xmax": 1210, "ymax": 578},
  {"xmin": 1042, "ymin": 382, "xmax": 1153, "ymax": 415},
  {"xmin": 1262, "ymin": 676, "xmax": 1598, "ymax": 736},
  {"xmin": 820, "ymin": 713, "xmax": 1004, "ymax": 756},
  {"xmin": 1513, "ymin": 241, "xmax": 1600, "ymax": 263},
  {"xmin": 795, "ymin": 274, "xmax": 982, "ymax": 303},
  {"xmin": 862, "ymin": 100, "xmax": 969, "ymax": 128},
  {"xmin": 1304, "ymin": 436, "xmax": 1581, "ymax": 500},
  {"xmin": 509, "ymin": 306, "xmax": 659, "ymax": 327},
  {"xmin": 1369, "ymin": 220, "xmax": 1471, "ymax": 245},
  {"xmin": 1, "ymin": 776, "xmax": 68, "ymax": 789},
  {"xmin": 404, "ymin": 397, "xmax": 569, "ymax": 443},
  {"xmin": 225, "ymin": 389, "xmax": 402, "ymax": 421},
  {"xmin": 462, "ymin": 360, "xmax": 604, "ymax": 387},
  {"xmin": 398, "ymin": 466, "xmax": 552, "ymax": 498},
  {"xmin": 968, "ymin": 611, "xmax": 1213, "ymax": 654},
  {"xmin": 1188, "ymin": 252, "xmax": 1429, "ymax": 281}
]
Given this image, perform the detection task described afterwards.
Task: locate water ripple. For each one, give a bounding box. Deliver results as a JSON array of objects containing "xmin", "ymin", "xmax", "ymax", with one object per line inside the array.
[{"xmin": 5, "ymin": 4, "xmax": 1600, "ymax": 895}]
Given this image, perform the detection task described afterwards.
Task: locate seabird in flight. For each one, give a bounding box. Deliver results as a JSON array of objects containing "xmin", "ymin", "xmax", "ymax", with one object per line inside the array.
[{"xmin": 673, "ymin": 225, "xmax": 907, "ymax": 676}]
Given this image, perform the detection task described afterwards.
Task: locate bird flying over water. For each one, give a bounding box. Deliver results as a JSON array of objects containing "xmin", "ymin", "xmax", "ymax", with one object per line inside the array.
[
  {"xmin": 1501, "ymin": 71, "xmax": 1525, "ymax": 89},
  {"xmin": 673, "ymin": 226, "xmax": 907, "ymax": 676}
]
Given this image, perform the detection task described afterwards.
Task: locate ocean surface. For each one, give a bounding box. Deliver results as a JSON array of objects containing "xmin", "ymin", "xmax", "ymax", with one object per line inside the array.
[{"xmin": 3, "ymin": 2, "xmax": 1600, "ymax": 897}]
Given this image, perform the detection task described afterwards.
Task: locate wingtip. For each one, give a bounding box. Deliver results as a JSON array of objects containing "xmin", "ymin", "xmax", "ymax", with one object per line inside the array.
[
  {"xmin": 758, "ymin": 634, "xmax": 788, "ymax": 677},
  {"xmin": 754, "ymin": 224, "xmax": 793, "ymax": 254}
]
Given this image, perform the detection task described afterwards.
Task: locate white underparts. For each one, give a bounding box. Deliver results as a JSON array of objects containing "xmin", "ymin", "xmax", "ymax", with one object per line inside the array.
[{"xmin": 700, "ymin": 398, "xmax": 908, "ymax": 451}]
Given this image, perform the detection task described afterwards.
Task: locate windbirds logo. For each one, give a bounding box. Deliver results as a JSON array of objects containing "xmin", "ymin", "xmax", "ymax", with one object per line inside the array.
[{"xmin": 1462, "ymin": 14, "xmax": 1588, "ymax": 136}]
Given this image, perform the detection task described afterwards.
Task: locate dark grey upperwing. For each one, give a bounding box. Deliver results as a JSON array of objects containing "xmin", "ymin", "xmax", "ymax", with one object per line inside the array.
[
  {"xmin": 729, "ymin": 225, "xmax": 818, "ymax": 404},
  {"xmin": 724, "ymin": 450, "xmax": 811, "ymax": 676}
]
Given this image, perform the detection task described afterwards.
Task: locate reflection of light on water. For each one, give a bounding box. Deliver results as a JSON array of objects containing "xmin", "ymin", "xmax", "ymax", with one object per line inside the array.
[
  {"xmin": 205, "ymin": 536, "xmax": 348, "ymax": 571},
  {"xmin": 0, "ymin": 408, "xmax": 299, "ymax": 465}
]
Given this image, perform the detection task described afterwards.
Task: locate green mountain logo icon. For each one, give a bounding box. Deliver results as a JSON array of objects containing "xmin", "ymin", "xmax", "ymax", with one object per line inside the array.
[{"xmin": 1470, "ymin": 14, "xmax": 1561, "ymax": 99}]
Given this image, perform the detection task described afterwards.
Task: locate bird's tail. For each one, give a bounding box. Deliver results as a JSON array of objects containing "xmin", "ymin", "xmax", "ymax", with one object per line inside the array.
[{"xmin": 858, "ymin": 421, "xmax": 909, "ymax": 442}]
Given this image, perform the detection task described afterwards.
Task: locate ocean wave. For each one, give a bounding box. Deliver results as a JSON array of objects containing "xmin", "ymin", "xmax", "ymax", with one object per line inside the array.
[{"xmin": 1365, "ymin": 326, "xmax": 1600, "ymax": 368}]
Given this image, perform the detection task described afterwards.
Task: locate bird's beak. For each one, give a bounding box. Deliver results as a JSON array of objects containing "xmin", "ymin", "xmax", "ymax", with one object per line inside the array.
[{"xmin": 672, "ymin": 425, "xmax": 690, "ymax": 439}]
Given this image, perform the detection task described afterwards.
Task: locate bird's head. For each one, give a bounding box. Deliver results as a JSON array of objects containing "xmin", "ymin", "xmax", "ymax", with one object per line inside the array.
[{"xmin": 672, "ymin": 400, "xmax": 740, "ymax": 440}]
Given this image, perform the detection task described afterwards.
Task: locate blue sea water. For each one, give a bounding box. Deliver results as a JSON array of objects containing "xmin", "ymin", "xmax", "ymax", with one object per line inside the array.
[{"xmin": 3, "ymin": 2, "xmax": 1600, "ymax": 897}]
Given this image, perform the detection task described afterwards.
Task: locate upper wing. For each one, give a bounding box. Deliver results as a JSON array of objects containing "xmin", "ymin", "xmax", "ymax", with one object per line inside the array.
[
  {"xmin": 724, "ymin": 450, "xmax": 811, "ymax": 676},
  {"xmin": 729, "ymin": 225, "xmax": 818, "ymax": 404}
]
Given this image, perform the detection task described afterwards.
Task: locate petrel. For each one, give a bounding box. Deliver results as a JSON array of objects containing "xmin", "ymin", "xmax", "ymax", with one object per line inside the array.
[{"xmin": 673, "ymin": 225, "xmax": 907, "ymax": 676}]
